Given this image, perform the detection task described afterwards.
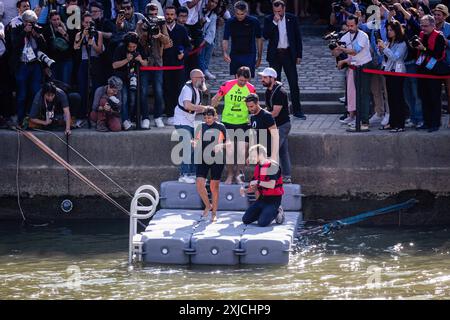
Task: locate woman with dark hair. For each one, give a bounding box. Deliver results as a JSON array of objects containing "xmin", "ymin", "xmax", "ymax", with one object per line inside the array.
[
  {"xmin": 377, "ymin": 20, "xmax": 408, "ymax": 132},
  {"xmin": 74, "ymin": 12, "xmax": 104, "ymax": 127}
]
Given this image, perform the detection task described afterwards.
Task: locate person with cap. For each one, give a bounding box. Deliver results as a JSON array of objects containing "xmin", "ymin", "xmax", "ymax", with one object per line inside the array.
[
  {"xmin": 211, "ymin": 66, "xmax": 256, "ymax": 185},
  {"xmin": 259, "ymin": 67, "xmax": 292, "ymax": 184},
  {"xmin": 8, "ymin": 9, "xmax": 46, "ymax": 125},
  {"xmin": 263, "ymin": 0, "xmax": 306, "ymax": 120},
  {"xmin": 90, "ymin": 76, "xmax": 123, "ymax": 132},
  {"xmin": 433, "ymin": 3, "xmax": 450, "ymax": 127}
]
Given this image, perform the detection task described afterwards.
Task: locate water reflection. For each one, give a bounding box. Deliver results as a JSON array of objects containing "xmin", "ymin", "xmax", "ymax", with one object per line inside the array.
[{"xmin": 0, "ymin": 221, "xmax": 449, "ymax": 299}]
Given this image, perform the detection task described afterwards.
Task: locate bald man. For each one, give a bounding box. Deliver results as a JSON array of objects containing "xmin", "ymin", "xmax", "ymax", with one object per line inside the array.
[{"xmin": 174, "ymin": 69, "xmax": 208, "ymax": 184}]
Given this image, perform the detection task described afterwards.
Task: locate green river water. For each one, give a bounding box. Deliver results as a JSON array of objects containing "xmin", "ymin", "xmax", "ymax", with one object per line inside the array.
[{"xmin": 0, "ymin": 221, "xmax": 449, "ymax": 300}]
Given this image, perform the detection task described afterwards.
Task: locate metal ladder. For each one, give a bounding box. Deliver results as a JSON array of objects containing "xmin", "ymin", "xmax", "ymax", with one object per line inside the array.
[{"xmin": 128, "ymin": 185, "xmax": 160, "ymax": 265}]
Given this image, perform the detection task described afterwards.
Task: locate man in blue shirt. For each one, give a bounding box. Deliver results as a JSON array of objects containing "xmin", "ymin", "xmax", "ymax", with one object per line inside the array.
[{"xmin": 223, "ymin": 1, "xmax": 263, "ymax": 78}]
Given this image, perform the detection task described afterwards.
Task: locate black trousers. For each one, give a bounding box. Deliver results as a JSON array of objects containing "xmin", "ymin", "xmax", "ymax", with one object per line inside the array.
[
  {"xmin": 163, "ymin": 68, "xmax": 185, "ymax": 117},
  {"xmin": 418, "ymin": 77, "xmax": 442, "ymax": 128},
  {"xmin": 385, "ymin": 75, "xmax": 407, "ymax": 129},
  {"xmin": 270, "ymin": 49, "xmax": 302, "ymax": 114},
  {"xmin": 0, "ymin": 55, "xmax": 14, "ymax": 118}
]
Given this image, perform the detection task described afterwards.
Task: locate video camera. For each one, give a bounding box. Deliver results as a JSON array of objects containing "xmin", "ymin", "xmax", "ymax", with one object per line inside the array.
[
  {"xmin": 324, "ymin": 31, "xmax": 349, "ymax": 64},
  {"xmin": 142, "ymin": 16, "xmax": 165, "ymax": 36}
]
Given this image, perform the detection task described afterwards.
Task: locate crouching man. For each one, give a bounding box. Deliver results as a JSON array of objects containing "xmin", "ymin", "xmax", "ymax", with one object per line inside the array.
[
  {"xmin": 28, "ymin": 82, "xmax": 80, "ymax": 135},
  {"xmin": 241, "ymin": 144, "xmax": 285, "ymax": 227},
  {"xmin": 90, "ymin": 76, "xmax": 123, "ymax": 132}
]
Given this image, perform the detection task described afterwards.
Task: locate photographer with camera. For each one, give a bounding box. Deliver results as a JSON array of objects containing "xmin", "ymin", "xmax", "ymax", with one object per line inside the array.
[
  {"xmin": 330, "ymin": 0, "xmax": 359, "ymax": 31},
  {"xmin": 28, "ymin": 81, "xmax": 79, "ymax": 135},
  {"xmin": 42, "ymin": 10, "xmax": 72, "ymax": 84},
  {"xmin": 358, "ymin": 1, "xmax": 390, "ymax": 127},
  {"xmin": 8, "ymin": 9, "xmax": 47, "ymax": 125},
  {"xmin": 136, "ymin": 2, "xmax": 172, "ymax": 129},
  {"xmin": 90, "ymin": 76, "xmax": 123, "ymax": 132},
  {"xmin": 115, "ymin": 0, "xmax": 144, "ymax": 34},
  {"xmin": 394, "ymin": 1, "xmax": 423, "ymax": 128},
  {"xmin": 90, "ymin": 2, "xmax": 116, "ymax": 81},
  {"xmin": 163, "ymin": 5, "xmax": 191, "ymax": 126},
  {"xmin": 334, "ymin": 15, "xmax": 372, "ymax": 132},
  {"xmin": 74, "ymin": 11, "xmax": 104, "ymax": 128},
  {"xmin": 432, "ymin": 4, "xmax": 450, "ymax": 128},
  {"xmin": 377, "ymin": 20, "xmax": 408, "ymax": 132},
  {"xmin": 414, "ymin": 14, "xmax": 449, "ymax": 132},
  {"xmin": 112, "ymin": 31, "xmax": 148, "ymax": 131}
]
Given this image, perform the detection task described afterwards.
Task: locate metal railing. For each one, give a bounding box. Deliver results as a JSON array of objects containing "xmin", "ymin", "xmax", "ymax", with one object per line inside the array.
[{"xmin": 128, "ymin": 185, "xmax": 160, "ymax": 265}]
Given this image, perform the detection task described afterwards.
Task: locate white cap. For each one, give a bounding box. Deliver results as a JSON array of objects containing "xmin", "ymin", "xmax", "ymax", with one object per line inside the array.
[{"xmin": 258, "ymin": 67, "xmax": 277, "ymax": 78}]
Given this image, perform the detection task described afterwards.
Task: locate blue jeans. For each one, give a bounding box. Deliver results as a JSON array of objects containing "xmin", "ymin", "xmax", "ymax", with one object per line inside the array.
[
  {"xmin": 175, "ymin": 125, "xmax": 195, "ymax": 176},
  {"xmin": 16, "ymin": 62, "xmax": 42, "ymax": 122},
  {"xmin": 140, "ymin": 69, "xmax": 164, "ymax": 120},
  {"xmin": 77, "ymin": 59, "xmax": 102, "ymax": 119},
  {"xmin": 133, "ymin": 0, "xmax": 148, "ymax": 13},
  {"xmin": 121, "ymin": 86, "xmax": 136, "ymax": 122},
  {"xmin": 242, "ymin": 197, "xmax": 282, "ymax": 227},
  {"xmin": 278, "ymin": 121, "xmax": 292, "ymax": 178},
  {"xmin": 403, "ymin": 62, "xmax": 423, "ymax": 124},
  {"xmin": 51, "ymin": 59, "xmax": 73, "ymax": 85},
  {"xmin": 199, "ymin": 42, "xmax": 214, "ymax": 72}
]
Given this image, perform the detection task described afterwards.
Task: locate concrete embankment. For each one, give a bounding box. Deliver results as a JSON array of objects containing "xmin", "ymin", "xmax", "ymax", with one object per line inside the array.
[{"xmin": 1, "ymin": 127, "xmax": 450, "ymax": 225}]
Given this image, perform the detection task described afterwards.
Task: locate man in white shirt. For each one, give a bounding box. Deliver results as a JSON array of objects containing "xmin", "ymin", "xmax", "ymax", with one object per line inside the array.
[
  {"xmin": 335, "ymin": 15, "xmax": 372, "ymax": 132},
  {"xmin": 174, "ymin": 69, "xmax": 207, "ymax": 183}
]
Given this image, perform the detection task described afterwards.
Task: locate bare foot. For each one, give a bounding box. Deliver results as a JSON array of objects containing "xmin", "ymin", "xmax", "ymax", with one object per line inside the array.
[
  {"xmin": 203, "ymin": 205, "xmax": 212, "ymax": 218},
  {"xmin": 210, "ymin": 212, "xmax": 217, "ymax": 223},
  {"xmin": 224, "ymin": 176, "xmax": 233, "ymax": 185}
]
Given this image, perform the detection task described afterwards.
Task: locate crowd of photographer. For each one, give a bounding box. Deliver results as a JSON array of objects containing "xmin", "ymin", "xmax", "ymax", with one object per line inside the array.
[
  {"xmin": 328, "ymin": 0, "xmax": 450, "ymax": 132},
  {"xmin": 0, "ymin": 0, "xmax": 238, "ymax": 132}
]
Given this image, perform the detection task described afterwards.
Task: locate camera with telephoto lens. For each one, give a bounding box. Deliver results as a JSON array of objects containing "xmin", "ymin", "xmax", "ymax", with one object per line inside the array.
[
  {"xmin": 87, "ymin": 21, "xmax": 96, "ymax": 38},
  {"xmin": 142, "ymin": 16, "xmax": 166, "ymax": 36},
  {"xmin": 333, "ymin": 1, "xmax": 344, "ymax": 12},
  {"xmin": 37, "ymin": 50, "xmax": 55, "ymax": 67},
  {"xmin": 106, "ymin": 96, "xmax": 120, "ymax": 112},
  {"xmin": 409, "ymin": 35, "xmax": 421, "ymax": 48},
  {"xmin": 324, "ymin": 31, "xmax": 349, "ymax": 63}
]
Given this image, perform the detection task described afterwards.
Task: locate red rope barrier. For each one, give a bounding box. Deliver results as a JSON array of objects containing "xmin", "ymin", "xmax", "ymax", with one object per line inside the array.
[
  {"xmin": 140, "ymin": 65, "xmax": 184, "ymax": 71},
  {"xmin": 348, "ymin": 65, "xmax": 450, "ymax": 79}
]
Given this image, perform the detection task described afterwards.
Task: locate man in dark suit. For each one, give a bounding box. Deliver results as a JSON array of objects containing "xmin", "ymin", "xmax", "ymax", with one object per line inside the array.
[{"xmin": 263, "ymin": 0, "xmax": 306, "ymax": 120}]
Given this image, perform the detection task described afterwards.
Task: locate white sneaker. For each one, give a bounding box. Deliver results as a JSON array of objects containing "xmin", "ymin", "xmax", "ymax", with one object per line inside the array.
[
  {"xmin": 369, "ymin": 113, "xmax": 383, "ymax": 125},
  {"xmin": 275, "ymin": 206, "xmax": 285, "ymax": 224},
  {"xmin": 347, "ymin": 119, "xmax": 356, "ymax": 127},
  {"xmin": 340, "ymin": 116, "xmax": 354, "ymax": 124},
  {"xmin": 154, "ymin": 117, "xmax": 165, "ymax": 128},
  {"xmin": 75, "ymin": 119, "xmax": 86, "ymax": 128},
  {"xmin": 405, "ymin": 118, "xmax": 414, "ymax": 128},
  {"xmin": 141, "ymin": 119, "xmax": 150, "ymax": 130},
  {"xmin": 178, "ymin": 174, "xmax": 196, "ymax": 184},
  {"xmin": 204, "ymin": 70, "xmax": 216, "ymax": 80},
  {"xmin": 339, "ymin": 96, "xmax": 346, "ymax": 103},
  {"xmin": 381, "ymin": 113, "xmax": 390, "ymax": 126},
  {"xmin": 123, "ymin": 120, "xmax": 132, "ymax": 131},
  {"xmin": 166, "ymin": 117, "xmax": 174, "ymax": 126}
]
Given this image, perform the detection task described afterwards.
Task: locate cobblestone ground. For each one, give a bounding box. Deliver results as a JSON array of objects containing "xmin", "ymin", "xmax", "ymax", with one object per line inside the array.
[{"xmin": 206, "ymin": 35, "xmax": 345, "ymax": 95}]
